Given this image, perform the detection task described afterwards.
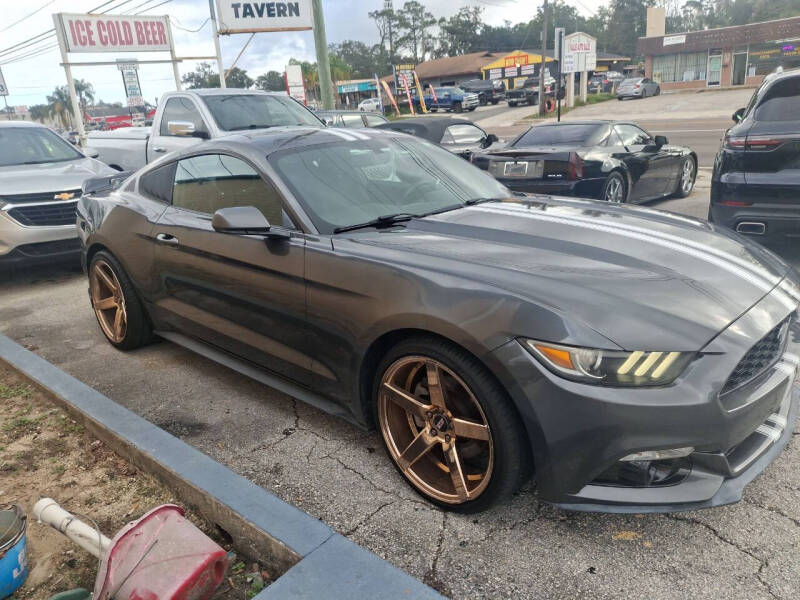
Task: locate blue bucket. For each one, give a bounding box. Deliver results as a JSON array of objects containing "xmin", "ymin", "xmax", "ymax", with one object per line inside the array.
[{"xmin": 0, "ymin": 505, "xmax": 28, "ymax": 599}]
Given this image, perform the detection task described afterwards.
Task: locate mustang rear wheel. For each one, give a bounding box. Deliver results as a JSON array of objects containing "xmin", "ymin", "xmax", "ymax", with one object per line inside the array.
[
  {"xmin": 89, "ymin": 251, "xmax": 152, "ymax": 350},
  {"xmin": 375, "ymin": 337, "xmax": 530, "ymax": 512}
]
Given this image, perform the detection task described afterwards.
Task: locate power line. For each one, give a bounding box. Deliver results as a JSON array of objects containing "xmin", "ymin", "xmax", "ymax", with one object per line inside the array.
[
  {"xmin": 0, "ymin": 30, "xmax": 56, "ymax": 59},
  {"xmin": 134, "ymin": 0, "xmax": 173, "ymax": 15},
  {"xmin": 122, "ymin": 0, "xmax": 163, "ymax": 14},
  {"xmin": 169, "ymin": 17, "xmax": 210, "ymax": 33},
  {"xmin": 0, "ymin": 44, "xmax": 60, "ymax": 66},
  {"xmin": 0, "ymin": 0, "xmax": 55, "ymax": 33}
]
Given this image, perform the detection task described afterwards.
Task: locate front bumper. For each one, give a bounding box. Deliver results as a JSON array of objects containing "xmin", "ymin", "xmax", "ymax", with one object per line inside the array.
[
  {"xmin": 0, "ymin": 209, "xmax": 79, "ymax": 262},
  {"xmin": 490, "ymin": 278, "xmax": 800, "ymax": 512}
]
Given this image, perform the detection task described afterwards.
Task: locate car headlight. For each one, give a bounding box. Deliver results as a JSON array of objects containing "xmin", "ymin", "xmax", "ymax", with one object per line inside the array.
[{"xmin": 522, "ymin": 339, "xmax": 695, "ymax": 386}]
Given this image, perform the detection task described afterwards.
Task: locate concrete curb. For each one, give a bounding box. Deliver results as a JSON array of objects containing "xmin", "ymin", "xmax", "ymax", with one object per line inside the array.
[{"xmin": 0, "ymin": 334, "xmax": 444, "ymax": 599}]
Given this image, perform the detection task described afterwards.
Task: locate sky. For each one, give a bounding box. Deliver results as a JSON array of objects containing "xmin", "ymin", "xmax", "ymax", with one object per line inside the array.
[{"xmin": 0, "ymin": 0, "xmax": 606, "ymax": 108}]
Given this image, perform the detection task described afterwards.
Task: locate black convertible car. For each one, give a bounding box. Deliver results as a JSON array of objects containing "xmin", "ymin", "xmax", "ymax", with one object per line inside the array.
[
  {"xmin": 77, "ymin": 127, "xmax": 798, "ymax": 513},
  {"xmin": 472, "ymin": 120, "xmax": 697, "ymax": 203},
  {"xmin": 376, "ymin": 117, "xmax": 499, "ymax": 159}
]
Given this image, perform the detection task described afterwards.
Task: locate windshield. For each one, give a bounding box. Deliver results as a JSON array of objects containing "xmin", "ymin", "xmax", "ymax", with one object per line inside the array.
[
  {"xmin": 620, "ymin": 78, "xmax": 640, "ymax": 86},
  {"xmin": 271, "ymin": 136, "xmax": 510, "ymax": 234},
  {"xmin": 202, "ymin": 94, "xmax": 323, "ymax": 131},
  {"xmin": 0, "ymin": 127, "xmax": 84, "ymax": 166},
  {"xmin": 514, "ymin": 124, "xmax": 604, "ymax": 146}
]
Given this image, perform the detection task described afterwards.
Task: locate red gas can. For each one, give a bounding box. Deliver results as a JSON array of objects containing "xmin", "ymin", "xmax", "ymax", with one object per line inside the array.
[{"xmin": 92, "ymin": 505, "xmax": 227, "ymax": 600}]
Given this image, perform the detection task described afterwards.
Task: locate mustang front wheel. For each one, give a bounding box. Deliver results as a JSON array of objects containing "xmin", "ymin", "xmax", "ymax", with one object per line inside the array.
[{"xmin": 375, "ymin": 337, "xmax": 530, "ymax": 512}]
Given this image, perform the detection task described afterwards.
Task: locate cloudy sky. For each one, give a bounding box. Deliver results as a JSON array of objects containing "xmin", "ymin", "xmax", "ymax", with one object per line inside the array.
[{"xmin": 0, "ymin": 0, "xmax": 605, "ymax": 108}]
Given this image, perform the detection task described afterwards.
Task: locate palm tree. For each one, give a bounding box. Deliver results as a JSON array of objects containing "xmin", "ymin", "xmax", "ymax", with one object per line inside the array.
[
  {"xmin": 73, "ymin": 79, "xmax": 95, "ymax": 123},
  {"xmin": 28, "ymin": 104, "xmax": 50, "ymax": 124},
  {"xmin": 46, "ymin": 86, "xmax": 74, "ymax": 129}
]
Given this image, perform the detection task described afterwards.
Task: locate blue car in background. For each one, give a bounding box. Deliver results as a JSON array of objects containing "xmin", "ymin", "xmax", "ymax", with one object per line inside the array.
[{"xmin": 414, "ymin": 86, "xmax": 480, "ymax": 113}]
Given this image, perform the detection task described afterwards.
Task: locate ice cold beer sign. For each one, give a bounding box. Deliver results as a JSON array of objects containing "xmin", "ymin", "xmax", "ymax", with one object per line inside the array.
[
  {"xmin": 55, "ymin": 13, "xmax": 171, "ymax": 53},
  {"xmin": 215, "ymin": 1, "xmax": 313, "ymax": 33}
]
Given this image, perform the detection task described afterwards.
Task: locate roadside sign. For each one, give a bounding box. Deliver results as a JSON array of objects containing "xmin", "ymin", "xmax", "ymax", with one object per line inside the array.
[
  {"xmin": 0, "ymin": 68, "xmax": 7, "ymax": 96},
  {"xmin": 393, "ymin": 63, "xmax": 415, "ymax": 95},
  {"xmin": 562, "ymin": 32, "xmax": 597, "ymax": 73},
  {"xmin": 215, "ymin": 0, "xmax": 313, "ymax": 34},
  {"xmin": 285, "ymin": 64, "xmax": 307, "ymax": 104},
  {"xmin": 54, "ymin": 13, "xmax": 171, "ymax": 53},
  {"xmin": 116, "ymin": 58, "xmax": 139, "ymax": 71}
]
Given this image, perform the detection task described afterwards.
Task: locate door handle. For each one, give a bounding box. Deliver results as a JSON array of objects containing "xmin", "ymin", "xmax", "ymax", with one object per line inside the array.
[
  {"xmin": 156, "ymin": 233, "xmax": 179, "ymax": 246},
  {"xmin": 153, "ymin": 147, "xmax": 167, "ymax": 153}
]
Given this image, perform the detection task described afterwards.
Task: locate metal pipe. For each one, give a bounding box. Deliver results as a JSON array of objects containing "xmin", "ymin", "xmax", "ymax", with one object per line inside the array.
[{"xmin": 33, "ymin": 498, "xmax": 111, "ymax": 559}]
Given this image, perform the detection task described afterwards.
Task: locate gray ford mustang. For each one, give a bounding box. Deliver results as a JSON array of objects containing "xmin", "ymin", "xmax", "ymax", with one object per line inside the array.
[{"xmin": 76, "ymin": 126, "xmax": 800, "ymax": 513}]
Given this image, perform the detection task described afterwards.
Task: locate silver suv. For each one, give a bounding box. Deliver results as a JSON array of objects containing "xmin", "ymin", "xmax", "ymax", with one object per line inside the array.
[{"xmin": 0, "ymin": 122, "xmax": 115, "ymax": 264}]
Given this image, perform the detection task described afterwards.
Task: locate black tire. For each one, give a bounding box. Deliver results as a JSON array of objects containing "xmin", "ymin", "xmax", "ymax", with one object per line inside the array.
[
  {"xmin": 508, "ymin": 101, "xmax": 517, "ymax": 107},
  {"xmin": 453, "ymin": 101, "xmax": 463, "ymax": 113},
  {"xmin": 430, "ymin": 108, "xmax": 438, "ymax": 113},
  {"xmin": 601, "ymin": 171, "xmax": 627, "ymax": 203},
  {"xmin": 89, "ymin": 250, "xmax": 153, "ymax": 350},
  {"xmin": 468, "ymin": 106, "xmax": 477, "ymax": 111},
  {"xmin": 374, "ymin": 336, "xmax": 531, "ymax": 513},
  {"xmin": 655, "ymin": 86, "xmax": 661, "ymax": 96},
  {"xmin": 491, "ymin": 99, "xmax": 498, "ymax": 105},
  {"xmin": 673, "ymin": 156, "xmax": 696, "ymax": 198}
]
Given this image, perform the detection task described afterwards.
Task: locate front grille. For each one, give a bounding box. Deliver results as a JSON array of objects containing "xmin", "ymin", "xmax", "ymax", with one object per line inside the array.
[
  {"xmin": 12, "ymin": 238, "xmax": 80, "ymax": 257},
  {"xmin": 6, "ymin": 201, "xmax": 78, "ymax": 227},
  {"xmin": 0, "ymin": 189, "xmax": 81, "ymax": 204},
  {"xmin": 721, "ymin": 318, "xmax": 790, "ymax": 394}
]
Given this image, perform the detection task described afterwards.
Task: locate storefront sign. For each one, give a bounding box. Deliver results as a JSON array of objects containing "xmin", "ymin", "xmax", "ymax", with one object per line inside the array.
[
  {"xmin": 505, "ymin": 55, "xmax": 528, "ymax": 67},
  {"xmin": 488, "ymin": 68, "xmax": 502, "ymax": 80},
  {"xmin": 663, "ymin": 34, "xmax": 686, "ymax": 47},
  {"xmin": 55, "ymin": 13, "xmax": 171, "ymax": 53},
  {"xmin": 562, "ymin": 32, "xmax": 597, "ymax": 73},
  {"xmin": 393, "ymin": 63, "xmax": 415, "ymax": 94},
  {"xmin": 285, "ymin": 63, "xmax": 306, "ymax": 104},
  {"xmin": 215, "ymin": 1, "xmax": 313, "ymax": 34}
]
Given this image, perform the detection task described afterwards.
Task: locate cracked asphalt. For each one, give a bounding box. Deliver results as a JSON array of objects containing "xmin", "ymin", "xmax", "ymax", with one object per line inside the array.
[{"xmin": 2, "ymin": 188, "xmax": 800, "ymax": 599}]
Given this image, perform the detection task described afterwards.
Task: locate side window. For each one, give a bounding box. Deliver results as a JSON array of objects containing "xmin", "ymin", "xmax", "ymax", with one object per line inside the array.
[
  {"xmin": 614, "ymin": 125, "xmax": 651, "ymax": 147},
  {"xmin": 754, "ymin": 78, "xmax": 800, "ymax": 121},
  {"xmin": 159, "ymin": 97, "xmax": 208, "ymax": 137},
  {"xmin": 364, "ymin": 114, "xmax": 387, "ymax": 127},
  {"xmin": 442, "ymin": 124, "xmax": 486, "ymax": 145},
  {"xmin": 172, "ymin": 154, "xmax": 288, "ymax": 227},
  {"xmin": 138, "ymin": 162, "xmax": 176, "ymax": 204},
  {"xmin": 340, "ymin": 114, "xmax": 364, "ymax": 128}
]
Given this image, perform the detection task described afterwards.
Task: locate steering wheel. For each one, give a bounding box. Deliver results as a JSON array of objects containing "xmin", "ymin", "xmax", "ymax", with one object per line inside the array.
[{"xmin": 400, "ymin": 180, "xmax": 439, "ymax": 204}]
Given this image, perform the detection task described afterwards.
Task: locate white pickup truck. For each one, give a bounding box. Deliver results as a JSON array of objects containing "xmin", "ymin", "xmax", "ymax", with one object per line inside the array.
[{"xmin": 88, "ymin": 89, "xmax": 323, "ymax": 171}]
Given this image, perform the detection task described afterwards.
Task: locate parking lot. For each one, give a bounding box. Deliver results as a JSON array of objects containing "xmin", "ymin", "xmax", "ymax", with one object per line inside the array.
[{"xmin": 3, "ymin": 83, "xmax": 800, "ymax": 597}]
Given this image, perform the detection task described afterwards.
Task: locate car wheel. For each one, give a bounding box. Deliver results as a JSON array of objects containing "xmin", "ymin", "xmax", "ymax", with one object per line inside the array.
[
  {"xmin": 89, "ymin": 250, "xmax": 152, "ymax": 350},
  {"xmin": 602, "ymin": 171, "xmax": 627, "ymax": 203},
  {"xmin": 674, "ymin": 156, "xmax": 696, "ymax": 198},
  {"xmin": 491, "ymin": 100, "xmax": 498, "ymax": 105},
  {"xmin": 655, "ymin": 86, "xmax": 661, "ymax": 96},
  {"xmin": 375, "ymin": 337, "xmax": 530, "ymax": 512},
  {"xmin": 453, "ymin": 101, "xmax": 463, "ymax": 113},
  {"xmin": 508, "ymin": 101, "xmax": 517, "ymax": 107}
]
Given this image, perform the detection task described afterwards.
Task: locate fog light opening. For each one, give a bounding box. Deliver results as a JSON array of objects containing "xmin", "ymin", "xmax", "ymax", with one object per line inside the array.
[
  {"xmin": 592, "ymin": 456, "xmax": 693, "ymax": 488},
  {"xmin": 620, "ymin": 447, "xmax": 694, "ymax": 462}
]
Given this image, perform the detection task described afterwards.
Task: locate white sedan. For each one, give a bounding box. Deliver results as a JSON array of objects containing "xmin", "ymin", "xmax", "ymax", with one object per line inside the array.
[{"xmin": 358, "ymin": 97, "xmax": 382, "ymax": 112}]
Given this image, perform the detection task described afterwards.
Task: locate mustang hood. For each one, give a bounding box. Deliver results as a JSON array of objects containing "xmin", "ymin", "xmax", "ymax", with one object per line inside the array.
[
  {"xmin": 341, "ymin": 197, "xmax": 795, "ymax": 351},
  {"xmin": 0, "ymin": 158, "xmax": 114, "ymax": 196}
]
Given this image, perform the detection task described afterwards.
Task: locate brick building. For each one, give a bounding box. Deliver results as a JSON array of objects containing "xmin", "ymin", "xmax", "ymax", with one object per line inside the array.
[{"xmin": 637, "ymin": 10, "xmax": 800, "ymax": 91}]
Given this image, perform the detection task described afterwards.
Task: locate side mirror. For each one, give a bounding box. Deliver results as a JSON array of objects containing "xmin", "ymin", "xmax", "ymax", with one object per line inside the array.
[
  {"xmin": 84, "ymin": 147, "xmax": 100, "ymax": 159},
  {"xmin": 732, "ymin": 107, "xmax": 745, "ymax": 123},
  {"xmin": 485, "ymin": 133, "xmax": 499, "ymax": 147},
  {"xmin": 212, "ymin": 206, "xmax": 290, "ymax": 240},
  {"xmin": 654, "ymin": 135, "xmax": 668, "ymax": 148},
  {"xmin": 167, "ymin": 120, "xmax": 197, "ymax": 137}
]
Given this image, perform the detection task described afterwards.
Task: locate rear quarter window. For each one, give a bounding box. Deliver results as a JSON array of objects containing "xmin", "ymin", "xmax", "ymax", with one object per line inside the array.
[
  {"xmin": 755, "ymin": 78, "xmax": 800, "ymax": 121},
  {"xmin": 138, "ymin": 162, "xmax": 176, "ymax": 204}
]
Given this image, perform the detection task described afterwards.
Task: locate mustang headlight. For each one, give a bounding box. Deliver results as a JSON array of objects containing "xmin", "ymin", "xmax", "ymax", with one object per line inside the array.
[{"xmin": 522, "ymin": 339, "xmax": 695, "ymax": 386}]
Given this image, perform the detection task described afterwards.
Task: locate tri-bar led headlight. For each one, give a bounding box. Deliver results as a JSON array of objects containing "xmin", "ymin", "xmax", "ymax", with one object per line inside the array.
[{"xmin": 522, "ymin": 339, "xmax": 695, "ymax": 387}]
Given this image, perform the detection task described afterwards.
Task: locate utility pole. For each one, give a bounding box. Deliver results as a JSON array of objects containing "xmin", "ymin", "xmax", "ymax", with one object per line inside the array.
[
  {"xmin": 385, "ymin": 0, "xmax": 394, "ymax": 65},
  {"xmin": 209, "ymin": 0, "xmax": 227, "ymax": 88},
  {"xmin": 538, "ymin": 0, "xmax": 548, "ymax": 116},
  {"xmin": 312, "ymin": 0, "xmax": 335, "ymax": 109}
]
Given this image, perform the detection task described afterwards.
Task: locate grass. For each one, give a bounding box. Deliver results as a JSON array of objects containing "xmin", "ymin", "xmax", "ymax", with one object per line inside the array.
[{"xmin": 523, "ymin": 92, "xmax": 615, "ymax": 120}]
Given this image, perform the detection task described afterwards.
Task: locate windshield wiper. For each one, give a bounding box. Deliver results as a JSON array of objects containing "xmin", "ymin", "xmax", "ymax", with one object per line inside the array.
[
  {"xmin": 334, "ymin": 213, "xmax": 417, "ymax": 234},
  {"xmin": 464, "ymin": 197, "xmax": 508, "ymax": 206},
  {"xmin": 228, "ymin": 124, "xmax": 273, "ymax": 131}
]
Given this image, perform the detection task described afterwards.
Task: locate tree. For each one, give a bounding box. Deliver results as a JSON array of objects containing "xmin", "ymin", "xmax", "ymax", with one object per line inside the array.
[
  {"xmin": 73, "ymin": 79, "xmax": 95, "ymax": 119},
  {"xmin": 329, "ymin": 40, "xmax": 386, "ymax": 78},
  {"xmin": 255, "ymin": 70, "xmax": 286, "ymax": 91},
  {"xmin": 47, "ymin": 86, "xmax": 74, "ymax": 129},
  {"xmin": 28, "ymin": 104, "xmax": 49, "ymax": 124},
  {"xmin": 182, "ymin": 62, "xmax": 253, "ymax": 89},
  {"xmin": 396, "ymin": 1, "xmax": 437, "ymax": 63},
  {"xmin": 437, "ymin": 6, "xmax": 484, "ymax": 57},
  {"xmin": 369, "ymin": 7, "xmax": 402, "ymax": 64},
  {"xmin": 606, "ymin": 0, "xmax": 654, "ymax": 59}
]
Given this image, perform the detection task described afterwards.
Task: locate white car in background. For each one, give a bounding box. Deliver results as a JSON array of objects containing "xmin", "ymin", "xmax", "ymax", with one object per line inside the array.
[
  {"xmin": 358, "ymin": 97, "xmax": 382, "ymax": 112},
  {"xmin": 0, "ymin": 122, "xmax": 115, "ymax": 265}
]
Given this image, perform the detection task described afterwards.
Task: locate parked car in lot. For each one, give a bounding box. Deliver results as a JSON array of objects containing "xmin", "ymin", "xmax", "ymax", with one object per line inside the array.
[
  {"xmin": 376, "ymin": 117, "xmax": 500, "ymax": 159},
  {"xmin": 588, "ymin": 71, "xmax": 624, "ymax": 93},
  {"xmin": 424, "ymin": 86, "xmax": 479, "ymax": 113},
  {"xmin": 460, "ymin": 79, "xmax": 506, "ymax": 105},
  {"xmin": 506, "ymin": 75, "xmax": 556, "ymax": 107},
  {"xmin": 88, "ymin": 89, "xmax": 323, "ymax": 171},
  {"xmin": 78, "ymin": 126, "xmax": 798, "ymax": 513},
  {"xmin": 472, "ymin": 120, "xmax": 697, "ymax": 202},
  {"xmin": 358, "ymin": 97, "xmax": 382, "ymax": 112},
  {"xmin": 317, "ymin": 110, "xmax": 389, "ymax": 128},
  {"xmin": 0, "ymin": 122, "xmax": 116, "ymax": 265},
  {"xmin": 616, "ymin": 77, "xmax": 660, "ymax": 100},
  {"xmin": 710, "ymin": 68, "xmax": 800, "ymax": 250}
]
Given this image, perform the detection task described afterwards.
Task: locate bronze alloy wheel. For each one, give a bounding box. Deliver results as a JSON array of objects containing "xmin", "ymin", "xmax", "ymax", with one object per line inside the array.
[
  {"xmin": 90, "ymin": 259, "xmax": 127, "ymax": 343},
  {"xmin": 378, "ymin": 356, "xmax": 494, "ymax": 504}
]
